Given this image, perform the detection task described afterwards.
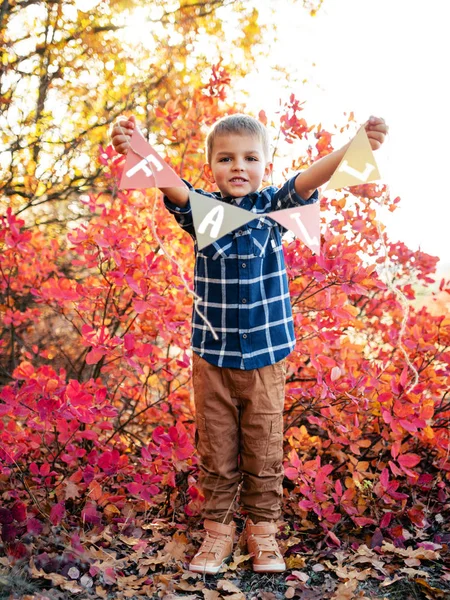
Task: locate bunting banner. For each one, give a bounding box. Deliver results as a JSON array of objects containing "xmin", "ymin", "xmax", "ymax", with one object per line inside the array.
[
  {"xmin": 325, "ymin": 126, "xmax": 381, "ymax": 191},
  {"xmin": 190, "ymin": 190, "xmax": 321, "ymax": 254},
  {"xmin": 117, "ymin": 124, "xmax": 384, "ymax": 255},
  {"xmin": 268, "ymin": 203, "xmax": 320, "ymax": 255},
  {"xmin": 119, "ymin": 129, "xmax": 185, "ymax": 190},
  {"xmin": 189, "ymin": 191, "xmax": 257, "ymax": 251}
]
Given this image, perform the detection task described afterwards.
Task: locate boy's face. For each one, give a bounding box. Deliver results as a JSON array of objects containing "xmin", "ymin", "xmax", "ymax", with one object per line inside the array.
[{"xmin": 204, "ymin": 133, "xmax": 272, "ymax": 198}]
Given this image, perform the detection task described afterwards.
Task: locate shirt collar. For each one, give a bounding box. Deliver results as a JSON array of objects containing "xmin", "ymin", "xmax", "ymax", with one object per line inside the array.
[{"xmin": 219, "ymin": 191, "xmax": 259, "ymax": 209}]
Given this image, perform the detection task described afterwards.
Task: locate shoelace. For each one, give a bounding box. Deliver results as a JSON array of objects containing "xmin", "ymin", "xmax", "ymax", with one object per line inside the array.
[
  {"xmin": 249, "ymin": 534, "xmax": 281, "ymax": 557},
  {"xmin": 196, "ymin": 532, "xmax": 229, "ymax": 558}
]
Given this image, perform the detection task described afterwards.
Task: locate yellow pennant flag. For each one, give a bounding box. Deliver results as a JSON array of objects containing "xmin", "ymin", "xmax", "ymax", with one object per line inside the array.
[{"xmin": 325, "ymin": 127, "xmax": 381, "ymax": 191}]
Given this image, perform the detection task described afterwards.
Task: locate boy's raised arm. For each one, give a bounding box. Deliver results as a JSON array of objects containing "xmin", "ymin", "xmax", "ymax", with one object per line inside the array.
[
  {"xmin": 158, "ymin": 186, "xmax": 189, "ymax": 208},
  {"xmin": 294, "ymin": 116, "xmax": 388, "ymax": 200},
  {"xmin": 111, "ymin": 115, "xmax": 189, "ymax": 208}
]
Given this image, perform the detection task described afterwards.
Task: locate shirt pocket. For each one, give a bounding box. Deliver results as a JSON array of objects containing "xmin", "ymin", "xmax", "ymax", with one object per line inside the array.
[
  {"xmin": 197, "ymin": 233, "xmax": 235, "ymax": 260},
  {"xmin": 248, "ymin": 219, "xmax": 282, "ymax": 258}
]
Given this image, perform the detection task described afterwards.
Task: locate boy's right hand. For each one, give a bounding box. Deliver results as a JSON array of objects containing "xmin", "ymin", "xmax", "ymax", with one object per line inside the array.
[{"xmin": 111, "ymin": 115, "xmax": 136, "ymax": 154}]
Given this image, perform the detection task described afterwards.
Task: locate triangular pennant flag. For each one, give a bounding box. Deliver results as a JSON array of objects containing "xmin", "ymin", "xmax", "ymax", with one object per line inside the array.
[
  {"xmin": 268, "ymin": 203, "xmax": 320, "ymax": 254},
  {"xmin": 190, "ymin": 191, "xmax": 257, "ymax": 250},
  {"xmin": 325, "ymin": 126, "xmax": 381, "ymax": 191},
  {"xmin": 119, "ymin": 129, "xmax": 185, "ymax": 189}
]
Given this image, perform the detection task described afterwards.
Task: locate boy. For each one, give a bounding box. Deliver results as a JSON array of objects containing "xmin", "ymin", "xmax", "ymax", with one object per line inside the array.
[{"xmin": 111, "ymin": 113, "xmax": 387, "ymax": 574}]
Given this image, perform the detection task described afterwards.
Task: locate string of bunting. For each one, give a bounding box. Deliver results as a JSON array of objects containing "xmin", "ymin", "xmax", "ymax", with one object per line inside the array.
[
  {"xmin": 117, "ymin": 125, "xmax": 219, "ymax": 340},
  {"xmin": 375, "ymin": 178, "xmax": 419, "ymax": 395},
  {"xmin": 324, "ymin": 125, "xmax": 419, "ymax": 393},
  {"xmin": 116, "ymin": 121, "xmax": 419, "ymax": 393}
]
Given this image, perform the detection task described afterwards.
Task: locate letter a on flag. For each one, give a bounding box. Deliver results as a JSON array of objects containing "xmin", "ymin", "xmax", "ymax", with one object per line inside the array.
[
  {"xmin": 119, "ymin": 129, "xmax": 185, "ymax": 190},
  {"xmin": 268, "ymin": 203, "xmax": 320, "ymax": 255},
  {"xmin": 190, "ymin": 191, "xmax": 256, "ymax": 250},
  {"xmin": 325, "ymin": 126, "xmax": 381, "ymax": 191}
]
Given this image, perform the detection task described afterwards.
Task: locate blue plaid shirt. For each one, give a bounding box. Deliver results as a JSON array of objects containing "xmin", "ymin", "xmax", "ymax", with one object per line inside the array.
[{"xmin": 164, "ymin": 176, "xmax": 319, "ymax": 370}]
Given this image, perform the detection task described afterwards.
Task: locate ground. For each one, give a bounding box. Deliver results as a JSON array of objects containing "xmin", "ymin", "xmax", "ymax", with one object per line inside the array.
[{"xmin": 1, "ymin": 514, "xmax": 449, "ymax": 600}]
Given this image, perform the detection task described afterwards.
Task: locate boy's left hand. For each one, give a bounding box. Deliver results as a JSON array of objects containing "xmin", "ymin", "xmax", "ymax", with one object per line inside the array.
[{"xmin": 365, "ymin": 116, "xmax": 389, "ymax": 150}]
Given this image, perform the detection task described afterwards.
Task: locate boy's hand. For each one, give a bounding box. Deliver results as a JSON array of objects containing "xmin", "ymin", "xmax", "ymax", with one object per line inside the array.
[
  {"xmin": 111, "ymin": 115, "xmax": 136, "ymax": 154},
  {"xmin": 364, "ymin": 116, "xmax": 389, "ymax": 151}
]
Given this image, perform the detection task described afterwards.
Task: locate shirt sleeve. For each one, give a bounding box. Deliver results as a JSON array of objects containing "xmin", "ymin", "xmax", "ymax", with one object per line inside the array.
[
  {"xmin": 271, "ymin": 174, "xmax": 319, "ymax": 211},
  {"xmin": 163, "ymin": 179, "xmax": 196, "ymax": 239}
]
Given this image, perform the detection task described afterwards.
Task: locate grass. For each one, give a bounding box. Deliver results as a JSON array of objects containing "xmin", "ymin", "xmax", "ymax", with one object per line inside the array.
[{"xmin": 0, "ymin": 566, "xmax": 43, "ymax": 600}]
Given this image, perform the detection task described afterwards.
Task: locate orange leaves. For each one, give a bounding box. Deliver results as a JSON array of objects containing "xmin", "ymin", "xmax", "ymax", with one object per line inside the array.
[
  {"xmin": 258, "ymin": 109, "xmax": 268, "ymax": 126},
  {"xmin": 81, "ymin": 324, "xmax": 122, "ymax": 365},
  {"xmin": 155, "ymin": 99, "xmax": 181, "ymax": 125},
  {"xmin": 287, "ymin": 180, "xmax": 449, "ymax": 526},
  {"xmin": 1, "ymin": 9, "xmax": 449, "ymax": 595},
  {"xmin": 315, "ymin": 128, "xmax": 333, "ymax": 157},
  {"xmin": 204, "ymin": 62, "xmax": 231, "ymax": 100},
  {"xmin": 279, "ymin": 94, "xmax": 312, "ymax": 144},
  {"xmin": 1, "ymin": 209, "xmax": 30, "ymax": 250}
]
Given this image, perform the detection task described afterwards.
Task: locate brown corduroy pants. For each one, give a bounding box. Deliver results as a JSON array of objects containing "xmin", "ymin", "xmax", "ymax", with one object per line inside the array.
[{"xmin": 192, "ymin": 353, "xmax": 286, "ymax": 523}]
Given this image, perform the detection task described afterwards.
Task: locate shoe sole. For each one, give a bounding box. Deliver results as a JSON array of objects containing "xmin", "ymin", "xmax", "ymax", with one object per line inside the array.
[
  {"xmin": 189, "ymin": 560, "xmax": 226, "ymax": 575},
  {"xmin": 252, "ymin": 563, "xmax": 286, "ymax": 573}
]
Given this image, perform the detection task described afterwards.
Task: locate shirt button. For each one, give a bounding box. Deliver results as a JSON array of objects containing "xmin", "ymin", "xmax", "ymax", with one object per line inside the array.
[
  {"xmin": 242, "ymin": 298, "xmax": 247, "ymax": 303},
  {"xmin": 238, "ymin": 230, "xmax": 243, "ymax": 235},
  {"xmin": 242, "ymin": 333, "xmax": 248, "ymax": 339},
  {"xmin": 241, "ymin": 263, "xmax": 246, "ymax": 268}
]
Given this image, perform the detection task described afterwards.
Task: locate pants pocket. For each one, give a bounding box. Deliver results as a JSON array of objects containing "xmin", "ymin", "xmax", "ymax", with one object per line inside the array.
[
  {"xmin": 241, "ymin": 412, "xmax": 283, "ymax": 476},
  {"xmin": 195, "ymin": 415, "xmax": 212, "ymax": 463},
  {"xmin": 265, "ymin": 414, "xmax": 284, "ymax": 471}
]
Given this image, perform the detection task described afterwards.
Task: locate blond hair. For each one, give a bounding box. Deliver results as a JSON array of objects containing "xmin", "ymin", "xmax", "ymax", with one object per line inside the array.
[{"xmin": 206, "ymin": 114, "xmax": 270, "ymax": 163}]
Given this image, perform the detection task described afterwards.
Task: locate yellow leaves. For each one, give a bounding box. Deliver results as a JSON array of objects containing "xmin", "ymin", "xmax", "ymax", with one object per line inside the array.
[
  {"xmin": 26, "ymin": 159, "xmax": 37, "ymax": 177},
  {"xmin": 226, "ymin": 549, "xmax": 252, "ymax": 571},
  {"xmin": 285, "ymin": 554, "xmax": 307, "ymax": 569},
  {"xmin": 286, "ymin": 424, "xmax": 322, "ymax": 454},
  {"xmin": 104, "ymin": 503, "xmax": 121, "ymax": 519},
  {"xmin": 416, "ymin": 579, "xmax": 449, "ymax": 599},
  {"xmin": 240, "ymin": 7, "xmax": 262, "ymax": 53},
  {"xmin": 422, "ymin": 425, "xmax": 435, "ymax": 441},
  {"xmin": 118, "ymin": 533, "xmax": 144, "ymax": 546}
]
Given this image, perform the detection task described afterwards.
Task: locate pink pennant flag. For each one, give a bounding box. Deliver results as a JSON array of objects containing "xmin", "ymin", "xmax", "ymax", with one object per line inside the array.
[
  {"xmin": 268, "ymin": 203, "xmax": 320, "ymax": 254},
  {"xmin": 119, "ymin": 129, "xmax": 185, "ymax": 190}
]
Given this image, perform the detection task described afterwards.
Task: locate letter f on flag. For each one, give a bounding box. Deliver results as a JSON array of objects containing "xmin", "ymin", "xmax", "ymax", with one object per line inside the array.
[{"xmin": 119, "ymin": 129, "xmax": 185, "ymax": 190}]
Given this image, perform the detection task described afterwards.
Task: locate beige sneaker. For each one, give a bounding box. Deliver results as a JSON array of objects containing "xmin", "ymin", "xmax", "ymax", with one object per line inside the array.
[
  {"xmin": 189, "ymin": 519, "xmax": 236, "ymax": 575},
  {"xmin": 245, "ymin": 520, "xmax": 286, "ymax": 573}
]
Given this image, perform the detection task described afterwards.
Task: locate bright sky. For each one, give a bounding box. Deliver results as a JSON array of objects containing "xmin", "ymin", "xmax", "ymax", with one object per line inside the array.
[
  {"xmin": 87, "ymin": 0, "xmax": 449, "ymax": 273},
  {"xmin": 236, "ymin": 0, "xmax": 450, "ymax": 273}
]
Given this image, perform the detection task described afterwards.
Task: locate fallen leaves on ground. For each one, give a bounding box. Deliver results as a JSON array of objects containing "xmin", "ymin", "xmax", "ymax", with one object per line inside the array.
[{"xmin": 1, "ymin": 514, "xmax": 449, "ymax": 600}]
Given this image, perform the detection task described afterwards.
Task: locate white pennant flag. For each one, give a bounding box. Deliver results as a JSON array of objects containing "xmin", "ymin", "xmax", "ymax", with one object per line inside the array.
[{"xmin": 189, "ymin": 191, "xmax": 256, "ymax": 250}]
